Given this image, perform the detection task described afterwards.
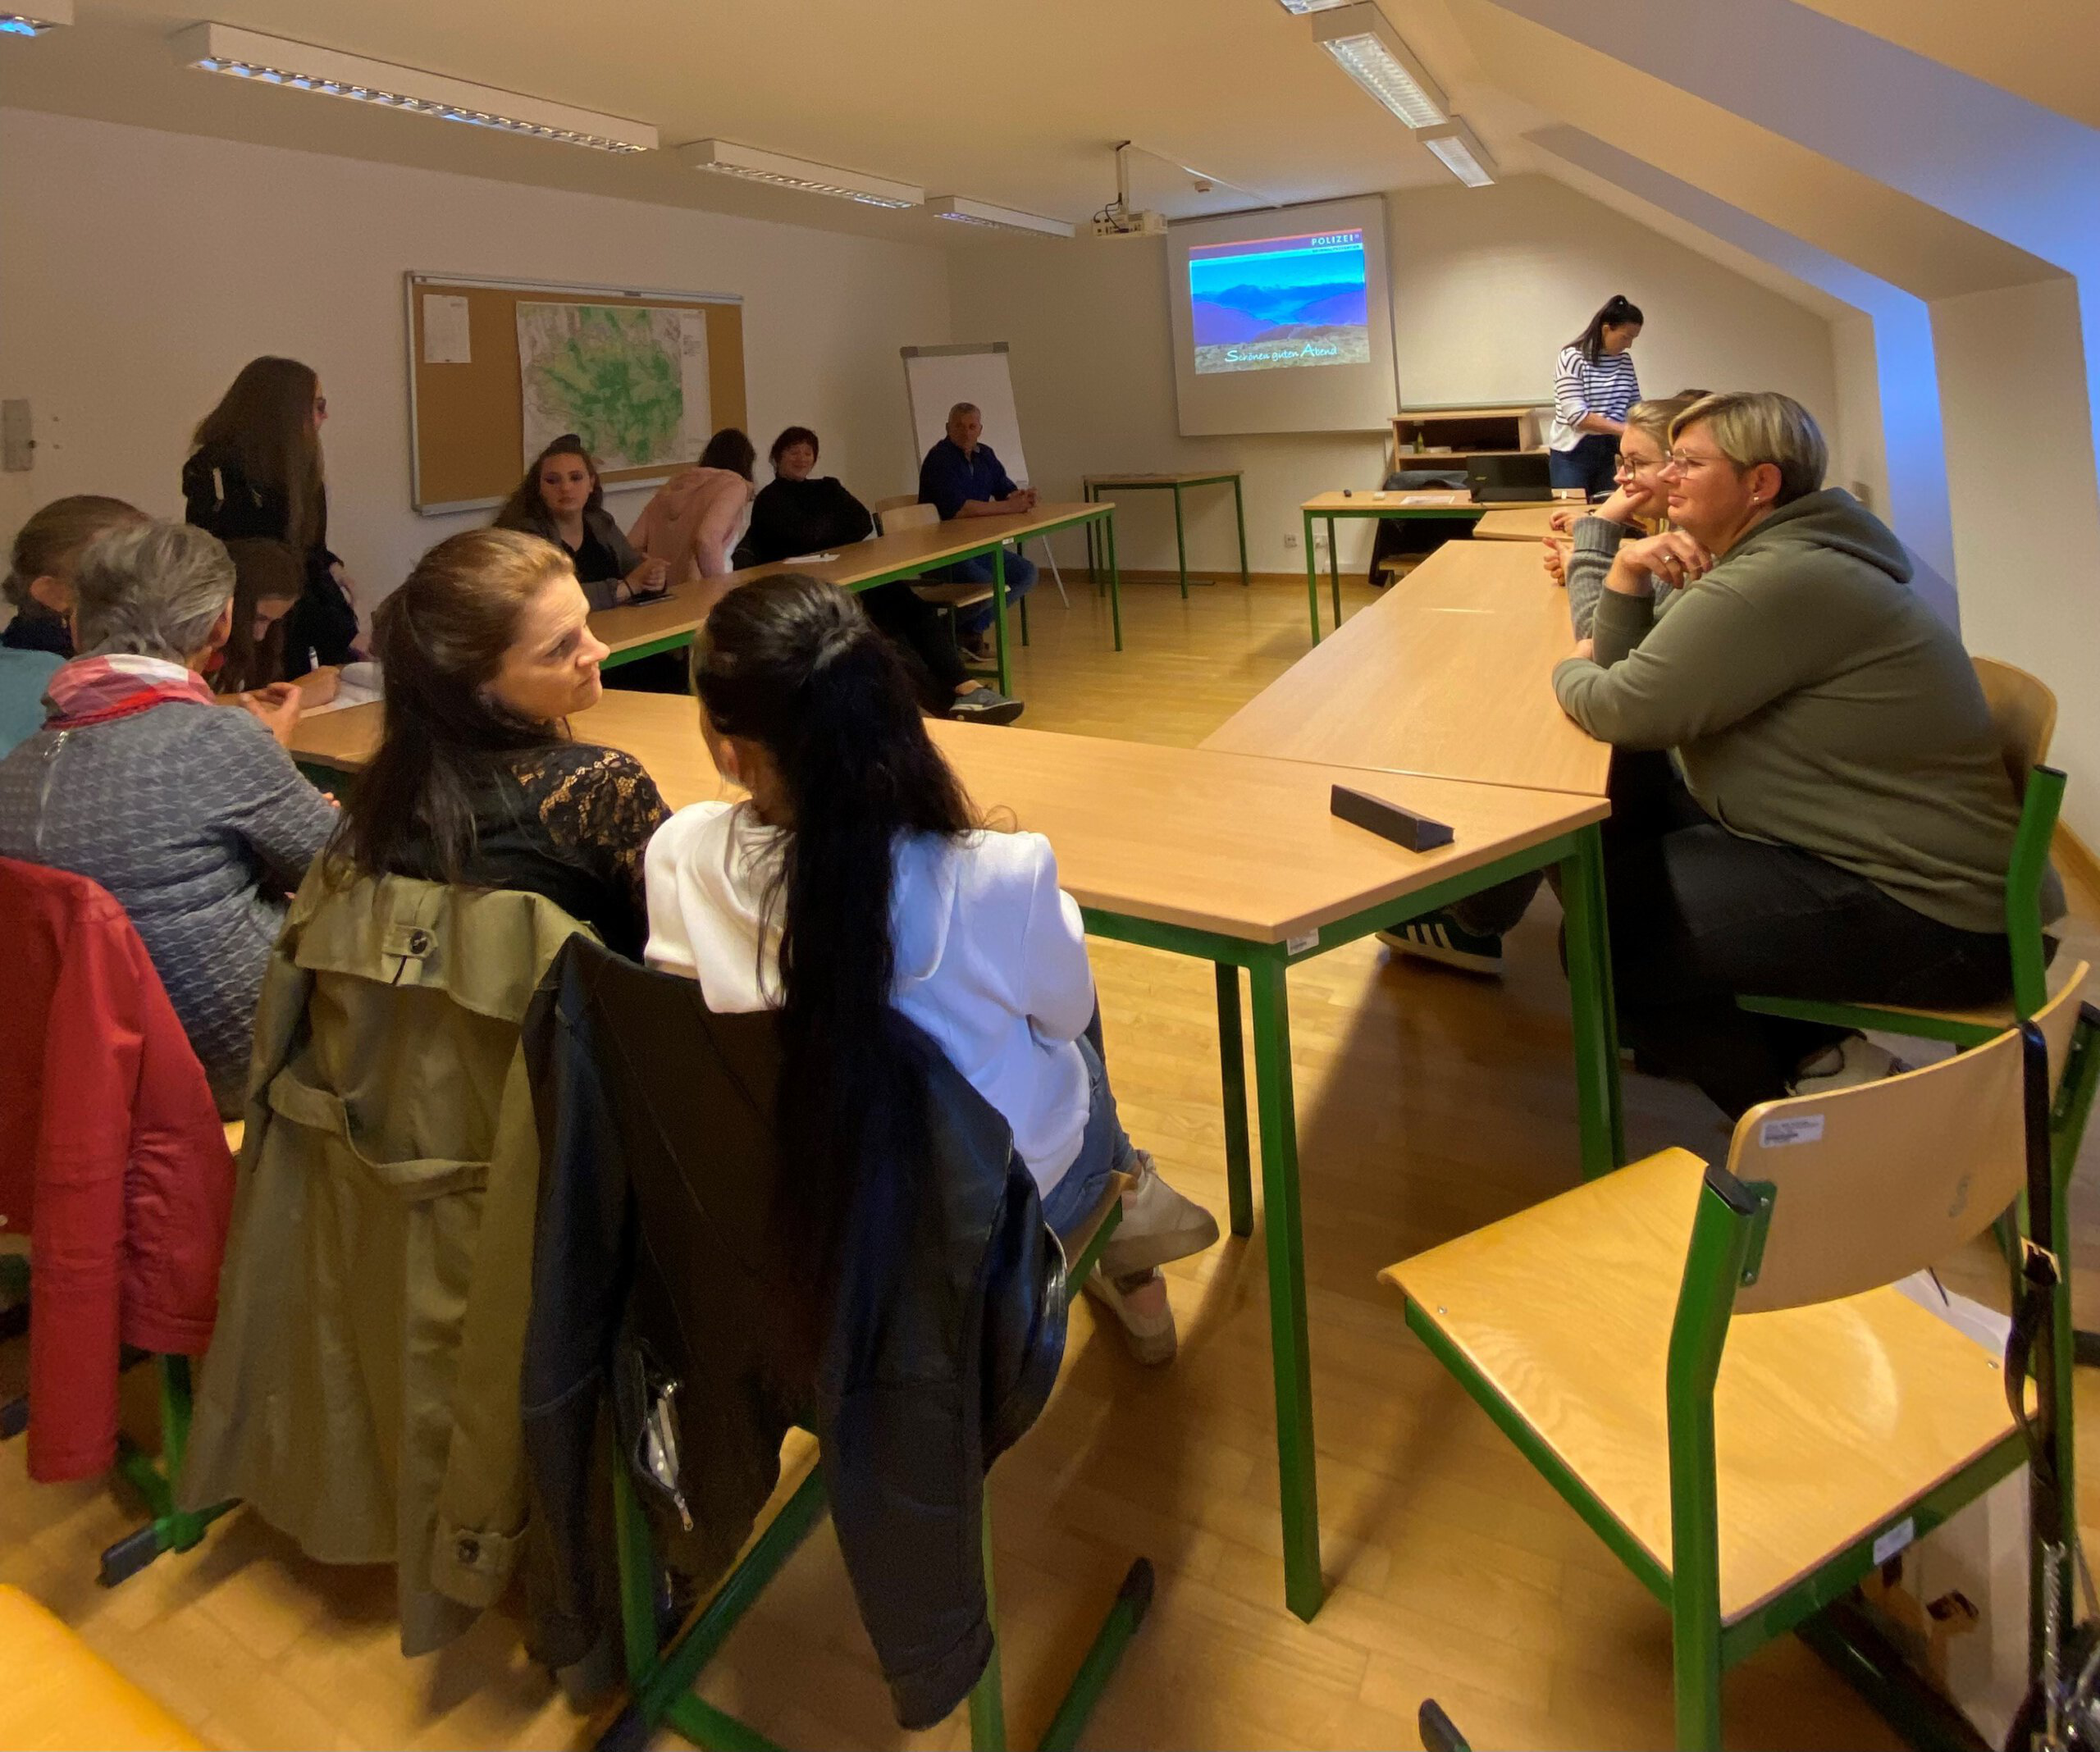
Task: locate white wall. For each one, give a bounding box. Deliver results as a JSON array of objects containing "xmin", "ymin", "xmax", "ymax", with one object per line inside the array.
[
  {"xmin": 947, "ymin": 174, "xmax": 1841, "ymax": 575},
  {"xmin": 1933, "ymin": 276, "xmax": 2100, "ymax": 842},
  {"xmin": 0, "ymin": 108, "xmax": 951, "ymax": 600}
]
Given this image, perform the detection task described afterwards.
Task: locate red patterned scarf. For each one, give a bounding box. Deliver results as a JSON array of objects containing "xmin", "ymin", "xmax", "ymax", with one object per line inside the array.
[{"xmin": 44, "ymin": 655, "xmax": 217, "ymax": 730}]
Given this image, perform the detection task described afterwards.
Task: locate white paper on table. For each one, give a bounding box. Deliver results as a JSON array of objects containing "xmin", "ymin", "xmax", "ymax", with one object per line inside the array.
[
  {"xmin": 422, "ymin": 294, "xmax": 472, "ymax": 365},
  {"xmin": 785, "ymin": 552, "xmax": 841, "ymax": 563},
  {"xmin": 304, "ymin": 662, "xmax": 383, "ymax": 716}
]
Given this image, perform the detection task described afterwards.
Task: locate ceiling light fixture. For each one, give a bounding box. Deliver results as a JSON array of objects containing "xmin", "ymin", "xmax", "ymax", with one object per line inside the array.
[
  {"xmin": 927, "ymin": 196, "xmax": 1074, "ymax": 238},
  {"xmin": 686, "ymin": 139, "xmax": 921, "ymax": 210},
  {"xmin": 2, "ymin": 0, "xmax": 71, "ymax": 34},
  {"xmin": 1420, "ymin": 116, "xmax": 1496, "ymax": 187},
  {"xmin": 169, "ymin": 21, "xmax": 657, "ymax": 153},
  {"xmin": 1273, "ymin": 0, "xmax": 1355, "ymax": 12},
  {"xmin": 1309, "ymin": 2, "xmax": 1449, "ymax": 130}
]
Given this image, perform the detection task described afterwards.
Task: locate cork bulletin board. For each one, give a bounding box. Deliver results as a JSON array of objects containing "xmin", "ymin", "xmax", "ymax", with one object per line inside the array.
[{"xmin": 405, "ymin": 272, "xmax": 748, "ymax": 513}]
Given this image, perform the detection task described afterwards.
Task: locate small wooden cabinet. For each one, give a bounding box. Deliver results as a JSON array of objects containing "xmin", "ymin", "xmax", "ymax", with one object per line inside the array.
[{"xmin": 1389, "ymin": 406, "xmax": 1546, "ymax": 468}]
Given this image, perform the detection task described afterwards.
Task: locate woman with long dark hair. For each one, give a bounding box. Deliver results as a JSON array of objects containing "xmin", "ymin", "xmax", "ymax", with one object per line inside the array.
[
  {"xmin": 646, "ymin": 573, "xmax": 1217, "ymax": 1362},
  {"xmin": 184, "ymin": 356, "xmax": 358, "ymax": 676},
  {"xmin": 1547, "ymin": 294, "xmax": 1644, "ymax": 498},
  {"xmin": 494, "ymin": 435, "xmax": 668, "ymax": 610},
  {"xmin": 331, "ymin": 527, "xmax": 669, "ymax": 956}
]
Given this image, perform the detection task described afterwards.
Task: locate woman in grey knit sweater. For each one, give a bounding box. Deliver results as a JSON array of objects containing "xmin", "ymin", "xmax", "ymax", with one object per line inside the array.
[{"xmin": 0, "ymin": 520, "xmax": 336, "ymax": 1114}]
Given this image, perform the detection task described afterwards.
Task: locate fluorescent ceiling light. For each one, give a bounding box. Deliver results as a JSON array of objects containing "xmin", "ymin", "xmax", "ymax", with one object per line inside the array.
[
  {"xmin": 1273, "ymin": 0, "xmax": 1355, "ymax": 11},
  {"xmin": 687, "ymin": 139, "xmax": 921, "ymax": 210},
  {"xmin": 2, "ymin": 0, "xmax": 71, "ymax": 34},
  {"xmin": 927, "ymin": 196, "xmax": 1073, "ymax": 238},
  {"xmin": 1421, "ymin": 117, "xmax": 1496, "ymax": 187},
  {"xmin": 169, "ymin": 21, "xmax": 657, "ymax": 153},
  {"xmin": 1310, "ymin": 3, "xmax": 1449, "ymax": 130}
]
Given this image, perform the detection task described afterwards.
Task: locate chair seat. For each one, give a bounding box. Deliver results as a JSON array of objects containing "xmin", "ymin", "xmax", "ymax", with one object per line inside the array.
[
  {"xmin": 911, "ymin": 582, "xmax": 995, "ymax": 609},
  {"xmin": 1383, "ymin": 1147, "xmax": 2022, "ymax": 1627},
  {"xmin": 0, "ymin": 1585, "xmax": 203, "ymax": 1750}
]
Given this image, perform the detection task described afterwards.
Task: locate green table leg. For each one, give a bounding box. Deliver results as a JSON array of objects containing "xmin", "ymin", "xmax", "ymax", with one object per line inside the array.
[
  {"xmin": 1327, "ymin": 516, "xmax": 1342, "ymax": 628},
  {"xmin": 1216, "ymin": 962, "xmax": 1253, "ymax": 1238},
  {"xmin": 1558, "ymin": 824, "xmax": 1626, "ymax": 1178},
  {"xmin": 992, "ymin": 545, "xmax": 1011, "ymax": 697},
  {"xmin": 967, "ymin": 1494, "xmax": 1009, "ymax": 1750},
  {"xmin": 1104, "ymin": 513, "xmax": 1123, "ymax": 652},
  {"xmin": 1247, "ymin": 952, "xmax": 1323, "ymax": 1622},
  {"xmin": 1172, "ymin": 482, "xmax": 1189, "ymax": 599},
  {"xmin": 1304, "ymin": 509, "xmax": 1322, "ymax": 644},
  {"xmin": 1232, "ymin": 475, "xmax": 1250, "ymax": 586}
]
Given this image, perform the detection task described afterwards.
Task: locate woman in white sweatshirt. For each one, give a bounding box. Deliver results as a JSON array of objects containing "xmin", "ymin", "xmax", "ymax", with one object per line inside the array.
[{"xmin": 645, "ymin": 573, "xmax": 1217, "ymax": 1362}]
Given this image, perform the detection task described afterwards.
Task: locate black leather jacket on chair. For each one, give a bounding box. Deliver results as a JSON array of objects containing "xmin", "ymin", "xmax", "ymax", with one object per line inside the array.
[{"xmin": 519, "ymin": 936, "xmax": 1068, "ymax": 1730}]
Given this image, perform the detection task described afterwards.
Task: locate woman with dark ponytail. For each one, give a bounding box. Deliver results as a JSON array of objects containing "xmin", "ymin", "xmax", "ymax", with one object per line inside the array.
[
  {"xmin": 646, "ymin": 573, "xmax": 1218, "ymax": 1363},
  {"xmin": 1548, "ymin": 294, "xmax": 1645, "ymax": 498}
]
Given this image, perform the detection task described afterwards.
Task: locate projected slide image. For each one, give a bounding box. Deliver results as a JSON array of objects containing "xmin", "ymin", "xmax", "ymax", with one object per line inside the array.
[{"xmin": 1189, "ymin": 230, "xmax": 1370, "ymax": 375}]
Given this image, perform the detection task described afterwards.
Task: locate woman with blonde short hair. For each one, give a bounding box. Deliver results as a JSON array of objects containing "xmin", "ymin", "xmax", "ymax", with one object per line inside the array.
[{"xmin": 1549, "ymin": 390, "xmax": 2057, "ymax": 1117}]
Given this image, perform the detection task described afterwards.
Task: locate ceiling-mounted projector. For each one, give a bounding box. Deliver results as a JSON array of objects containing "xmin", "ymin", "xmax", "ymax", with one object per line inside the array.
[
  {"xmin": 1091, "ymin": 207, "xmax": 1167, "ymax": 238},
  {"xmin": 1090, "ymin": 141, "xmax": 1168, "ymax": 237}
]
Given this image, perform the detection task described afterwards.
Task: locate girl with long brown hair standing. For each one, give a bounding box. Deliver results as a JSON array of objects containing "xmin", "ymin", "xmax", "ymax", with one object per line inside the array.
[{"xmin": 183, "ymin": 356, "xmax": 358, "ymax": 675}]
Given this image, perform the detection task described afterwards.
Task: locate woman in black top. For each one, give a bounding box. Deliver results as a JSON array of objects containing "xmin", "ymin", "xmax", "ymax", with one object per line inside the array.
[
  {"xmin": 494, "ymin": 435, "xmax": 669, "ymax": 610},
  {"xmin": 741, "ymin": 427, "xmax": 1023, "ymax": 723},
  {"xmin": 183, "ymin": 357, "xmax": 358, "ymax": 676},
  {"xmin": 331, "ymin": 527, "xmax": 669, "ymax": 957}
]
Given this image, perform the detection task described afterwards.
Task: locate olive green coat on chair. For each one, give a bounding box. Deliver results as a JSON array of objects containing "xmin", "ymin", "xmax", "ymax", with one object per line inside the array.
[{"xmin": 179, "ymin": 868, "xmax": 590, "ymax": 1656}]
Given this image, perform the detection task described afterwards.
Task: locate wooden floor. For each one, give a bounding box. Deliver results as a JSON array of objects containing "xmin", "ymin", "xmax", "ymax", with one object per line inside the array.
[{"xmin": 6, "ymin": 569, "xmax": 2099, "ymax": 1750}]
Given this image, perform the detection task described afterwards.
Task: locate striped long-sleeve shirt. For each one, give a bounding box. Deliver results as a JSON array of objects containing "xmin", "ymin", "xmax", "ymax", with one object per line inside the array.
[{"xmin": 1548, "ymin": 344, "xmax": 1640, "ymax": 451}]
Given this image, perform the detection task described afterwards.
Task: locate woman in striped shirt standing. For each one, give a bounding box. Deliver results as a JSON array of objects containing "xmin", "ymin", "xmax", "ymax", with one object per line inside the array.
[{"xmin": 1548, "ymin": 294, "xmax": 1644, "ymax": 498}]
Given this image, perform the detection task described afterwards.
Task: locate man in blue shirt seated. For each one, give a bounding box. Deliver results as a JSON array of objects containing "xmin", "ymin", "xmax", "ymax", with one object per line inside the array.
[{"xmin": 916, "ymin": 401, "xmax": 1039, "ymax": 659}]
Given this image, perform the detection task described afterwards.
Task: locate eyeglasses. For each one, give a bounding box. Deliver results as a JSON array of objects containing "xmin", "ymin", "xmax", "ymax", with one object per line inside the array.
[
  {"xmin": 1613, "ymin": 454, "xmax": 1664, "ymax": 479},
  {"xmin": 1664, "ymin": 449, "xmax": 1727, "ymax": 473}
]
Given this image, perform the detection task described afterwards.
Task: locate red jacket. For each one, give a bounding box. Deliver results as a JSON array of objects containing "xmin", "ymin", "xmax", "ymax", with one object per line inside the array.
[{"xmin": 0, "ymin": 857, "xmax": 235, "ymax": 1482}]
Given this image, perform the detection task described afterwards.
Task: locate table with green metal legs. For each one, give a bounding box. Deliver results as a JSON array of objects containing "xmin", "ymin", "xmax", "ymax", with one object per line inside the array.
[
  {"xmin": 1297, "ymin": 489, "xmax": 1503, "ymax": 642},
  {"xmin": 285, "ymin": 699, "xmax": 1623, "ymax": 1632},
  {"xmin": 589, "ymin": 500, "xmax": 1125, "ymax": 700},
  {"xmin": 1078, "ymin": 813, "xmax": 1623, "ymax": 1622},
  {"xmin": 1081, "ymin": 471, "xmax": 1249, "ymax": 598}
]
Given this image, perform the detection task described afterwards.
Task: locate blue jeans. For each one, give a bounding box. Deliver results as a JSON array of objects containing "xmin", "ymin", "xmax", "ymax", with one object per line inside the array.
[
  {"xmin": 1550, "ymin": 433, "xmax": 1619, "ymax": 499},
  {"xmin": 938, "ymin": 546, "xmax": 1038, "ymax": 636},
  {"xmin": 1037, "ymin": 1034, "xmax": 1136, "ymax": 1243}
]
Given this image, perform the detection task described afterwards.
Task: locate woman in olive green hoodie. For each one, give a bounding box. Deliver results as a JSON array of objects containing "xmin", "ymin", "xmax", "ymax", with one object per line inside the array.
[{"xmin": 1550, "ymin": 391, "xmax": 2054, "ymax": 1118}]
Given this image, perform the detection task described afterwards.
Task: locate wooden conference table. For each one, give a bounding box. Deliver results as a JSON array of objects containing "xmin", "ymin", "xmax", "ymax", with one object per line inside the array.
[
  {"xmin": 289, "ymin": 650, "xmax": 1621, "ymax": 1627},
  {"xmin": 1210, "ymin": 537, "xmax": 1610, "ymax": 798},
  {"xmin": 589, "ymin": 500, "xmax": 1121, "ymax": 698},
  {"xmin": 1080, "ymin": 469, "xmax": 1249, "ymax": 596},
  {"xmin": 1299, "ymin": 488, "xmax": 1582, "ymax": 640},
  {"xmin": 1473, "ymin": 503, "xmax": 1564, "ymax": 542}
]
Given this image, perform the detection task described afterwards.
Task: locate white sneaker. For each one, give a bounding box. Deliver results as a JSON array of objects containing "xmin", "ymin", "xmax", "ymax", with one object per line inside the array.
[
  {"xmin": 1082, "ymin": 1268, "xmax": 1177, "ymax": 1366},
  {"xmin": 1788, "ymin": 1033, "xmax": 1910, "ymax": 1096},
  {"xmin": 1097, "ymin": 1150, "xmax": 1220, "ymax": 1280}
]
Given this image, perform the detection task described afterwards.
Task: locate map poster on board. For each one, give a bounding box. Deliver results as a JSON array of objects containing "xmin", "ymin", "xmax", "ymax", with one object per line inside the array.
[{"xmin": 516, "ymin": 302, "xmax": 713, "ymax": 473}]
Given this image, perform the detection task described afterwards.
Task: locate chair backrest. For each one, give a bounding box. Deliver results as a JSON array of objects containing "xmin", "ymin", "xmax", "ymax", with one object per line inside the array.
[
  {"xmin": 1723, "ymin": 960, "xmax": 2087, "ymax": 1315},
  {"xmin": 870, "ymin": 493, "xmax": 920, "ymax": 515},
  {"xmin": 877, "ymin": 500, "xmax": 938, "ymax": 536},
  {"xmin": 1973, "ymin": 656, "xmax": 2057, "ymax": 796}
]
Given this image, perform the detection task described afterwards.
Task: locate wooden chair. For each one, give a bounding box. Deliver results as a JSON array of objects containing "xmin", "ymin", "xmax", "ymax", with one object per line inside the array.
[
  {"xmin": 603, "ymin": 1172, "xmax": 1148, "ymax": 1752},
  {"xmin": 0, "ymin": 1585, "xmax": 204, "ymax": 1750},
  {"xmin": 1383, "ymin": 963, "xmax": 2098, "ymax": 1750},
  {"xmin": 1740, "ymin": 657, "xmax": 2061, "ymax": 1042},
  {"xmin": 874, "ymin": 500, "xmax": 1029, "ymax": 659}
]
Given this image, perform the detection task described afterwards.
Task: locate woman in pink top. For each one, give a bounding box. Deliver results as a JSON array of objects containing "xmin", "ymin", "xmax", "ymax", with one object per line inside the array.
[{"xmin": 627, "ymin": 428, "xmax": 757, "ymax": 587}]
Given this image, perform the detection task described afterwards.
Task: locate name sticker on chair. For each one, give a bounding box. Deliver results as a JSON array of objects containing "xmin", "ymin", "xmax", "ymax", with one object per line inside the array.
[
  {"xmin": 1873, "ymin": 1518, "xmax": 1915, "ymax": 1565},
  {"xmin": 1760, "ymin": 1115, "xmax": 1824, "ymax": 1148}
]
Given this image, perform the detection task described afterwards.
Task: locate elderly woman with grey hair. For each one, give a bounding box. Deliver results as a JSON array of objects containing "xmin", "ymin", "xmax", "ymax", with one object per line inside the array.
[{"xmin": 0, "ymin": 518, "xmax": 336, "ymax": 1112}]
